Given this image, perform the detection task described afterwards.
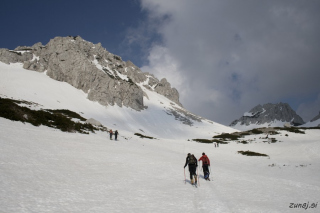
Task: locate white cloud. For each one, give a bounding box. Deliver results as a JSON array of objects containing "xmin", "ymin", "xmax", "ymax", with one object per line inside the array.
[
  {"xmin": 297, "ymin": 93, "xmax": 320, "ymax": 122},
  {"xmin": 138, "ymin": 0, "xmax": 320, "ymax": 125},
  {"xmin": 141, "ymin": 45, "xmax": 185, "ymax": 91}
]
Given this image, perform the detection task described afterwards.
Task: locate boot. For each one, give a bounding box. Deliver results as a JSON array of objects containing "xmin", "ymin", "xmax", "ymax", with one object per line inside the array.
[
  {"xmin": 191, "ymin": 179, "xmax": 194, "ymax": 185},
  {"xmin": 194, "ymin": 175, "xmax": 197, "ymax": 184}
]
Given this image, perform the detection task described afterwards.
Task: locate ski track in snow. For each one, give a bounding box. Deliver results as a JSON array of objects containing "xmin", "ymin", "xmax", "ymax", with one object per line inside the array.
[
  {"xmin": 1, "ymin": 118, "xmax": 320, "ymax": 212},
  {"xmin": 1, "ymin": 62, "xmax": 320, "ymax": 212}
]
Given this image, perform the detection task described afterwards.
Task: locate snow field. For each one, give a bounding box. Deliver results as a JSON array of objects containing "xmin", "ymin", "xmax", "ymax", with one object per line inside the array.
[{"xmin": 1, "ymin": 118, "xmax": 320, "ymax": 212}]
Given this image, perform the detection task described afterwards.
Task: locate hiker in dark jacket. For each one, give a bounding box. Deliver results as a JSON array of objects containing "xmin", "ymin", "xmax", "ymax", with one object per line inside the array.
[
  {"xmin": 198, "ymin": 152, "xmax": 211, "ymax": 180},
  {"xmin": 114, "ymin": 130, "xmax": 119, "ymax": 140},
  {"xmin": 184, "ymin": 153, "xmax": 198, "ymax": 184}
]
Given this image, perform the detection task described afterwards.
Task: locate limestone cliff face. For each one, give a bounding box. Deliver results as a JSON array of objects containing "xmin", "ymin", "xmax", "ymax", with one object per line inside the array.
[
  {"xmin": 230, "ymin": 103, "xmax": 305, "ymax": 127},
  {"xmin": 0, "ymin": 36, "xmax": 182, "ymax": 110}
]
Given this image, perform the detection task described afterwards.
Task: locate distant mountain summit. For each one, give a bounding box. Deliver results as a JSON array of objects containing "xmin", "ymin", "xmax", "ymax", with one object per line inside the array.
[
  {"xmin": 230, "ymin": 103, "xmax": 305, "ymax": 130},
  {"xmin": 302, "ymin": 111, "xmax": 320, "ymax": 128},
  {"xmin": 0, "ymin": 36, "xmax": 181, "ymax": 111}
]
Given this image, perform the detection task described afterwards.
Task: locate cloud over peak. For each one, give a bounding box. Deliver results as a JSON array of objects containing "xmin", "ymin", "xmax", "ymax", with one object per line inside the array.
[{"xmin": 138, "ymin": 0, "xmax": 320, "ymax": 124}]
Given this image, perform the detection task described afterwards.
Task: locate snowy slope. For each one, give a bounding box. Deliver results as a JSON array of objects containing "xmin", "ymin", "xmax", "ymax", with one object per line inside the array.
[
  {"xmin": 1, "ymin": 62, "xmax": 320, "ymax": 212},
  {"xmin": 302, "ymin": 115, "xmax": 320, "ymax": 128},
  {"xmin": 231, "ymin": 120, "xmax": 290, "ymax": 131},
  {"xmin": 1, "ymin": 116, "xmax": 320, "ymax": 212},
  {"xmin": 303, "ymin": 120, "xmax": 320, "ymax": 128},
  {"xmin": 0, "ymin": 62, "xmax": 235, "ymax": 139}
]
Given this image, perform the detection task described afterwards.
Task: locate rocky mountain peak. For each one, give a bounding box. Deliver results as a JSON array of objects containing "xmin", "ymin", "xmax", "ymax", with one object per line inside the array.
[
  {"xmin": 0, "ymin": 36, "xmax": 182, "ymax": 110},
  {"xmin": 230, "ymin": 102, "xmax": 305, "ymax": 129}
]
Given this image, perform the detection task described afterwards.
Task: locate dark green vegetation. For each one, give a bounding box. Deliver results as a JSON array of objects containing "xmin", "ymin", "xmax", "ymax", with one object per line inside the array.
[
  {"xmin": 192, "ymin": 138, "xmax": 228, "ymax": 144},
  {"xmin": 0, "ymin": 97, "xmax": 101, "ymax": 134},
  {"xmin": 269, "ymin": 138, "xmax": 277, "ymax": 143},
  {"xmin": 134, "ymin": 133, "xmax": 156, "ymax": 139},
  {"xmin": 301, "ymin": 126, "xmax": 320, "ymax": 130},
  {"xmin": 213, "ymin": 133, "xmax": 241, "ymax": 140},
  {"xmin": 47, "ymin": 109, "xmax": 86, "ymax": 121},
  {"xmin": 274, "ymin": 127, "xmax": 305, "ymax": 134},
  {"xmin": 238, "ymin": 150, "xmax": 269, "ymax": 157},
  {"xmin": 192, "ymin": 139, "xmax": 213, "ymax": 143},
  {"xmin": 193, "ymin": 124, "xmax": 318, "ymax": 146},
  {"xmin": 209, "ymin": 126, "xmax": 315, "ymax": 145},
  {"xmin": 249, "ymin": 129, "xmax": 264, "ymax": 134}
]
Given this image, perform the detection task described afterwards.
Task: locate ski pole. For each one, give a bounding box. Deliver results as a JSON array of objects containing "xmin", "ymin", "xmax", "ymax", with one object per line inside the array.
[
  {"xmin": 197, "ymin": 165, "xmax": 200, "ymax": 187},
  {"xmin": 184, "ymin": 168, "xmax": 186, "ymax": 184},
  {"xmin": 199, "ymin": 162, "xmax": 201, "ymax": 186}
]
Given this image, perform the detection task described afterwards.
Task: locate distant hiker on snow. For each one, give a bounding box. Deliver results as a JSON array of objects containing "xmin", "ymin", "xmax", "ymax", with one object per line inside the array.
[
  {"xmin": 115, "ymin": 130, "xmax": 119, "ymax": 140},
  {"xmin": 109, "ymin": 129, "xmax": 113, "ymax": 140},
  {"xmin": 184, "ymin": 153, "xmax": 198, "ymax": 185},
  {"xmin": 198, "ymin": 152, "xmax": 211, "ymax": 181}
]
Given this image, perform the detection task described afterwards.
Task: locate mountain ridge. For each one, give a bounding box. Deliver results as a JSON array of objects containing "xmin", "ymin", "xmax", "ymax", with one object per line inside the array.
[
  {"xmin": 0, "ymin": 36, "xmax": 237, "ymax": 139},
  {"xmin": 230, "ymin": 102, "xmax": 305, "ymax": 130},
  {"xmin": 0, "ymin": 36, "xmax": 181, "ymax": 111}
]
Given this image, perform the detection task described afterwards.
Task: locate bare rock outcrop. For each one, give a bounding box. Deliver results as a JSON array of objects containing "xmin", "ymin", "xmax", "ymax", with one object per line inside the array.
[{"xmin": 0, "ymin": 36, "xmax": 182, "ymax": 110}]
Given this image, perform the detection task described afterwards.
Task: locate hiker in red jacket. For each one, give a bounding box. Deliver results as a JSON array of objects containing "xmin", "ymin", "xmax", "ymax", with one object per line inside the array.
[
  {"xmin": 198, "ymin": 152, "xmax": 211, "ymax": 180},
  {"xmin": 109, "ymin": 129, "xmax": 113, "ymax": 140}
]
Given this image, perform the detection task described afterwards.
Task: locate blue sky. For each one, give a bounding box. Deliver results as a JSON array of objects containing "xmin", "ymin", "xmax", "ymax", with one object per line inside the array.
[
  {"xmin": 0, "ymin": 0, "xmax": 154, "ymax": 66},
  {"xmin": 1, "ymin": 0, "xmax": 320, "ymax": 125}
]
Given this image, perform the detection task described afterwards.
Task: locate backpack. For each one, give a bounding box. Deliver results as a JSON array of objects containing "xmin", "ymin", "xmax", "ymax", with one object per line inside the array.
[
  {"xmin": 188, "ymin": 155, "xmax": 196, "ymax": 164},
  {"xmin": 202, "ymin": 156, "xmax": 209, "ymax": 165}
]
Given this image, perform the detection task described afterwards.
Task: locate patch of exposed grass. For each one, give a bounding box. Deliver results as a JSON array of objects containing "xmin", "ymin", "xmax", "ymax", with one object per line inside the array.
[
  {"xmin": 216, "ymin": 140, "xmax": 229, "ymax": 144},
  {"xmin": 249, "ymin": 129, "xmax": 264, "ymax": 134},
  {"xmin": 213, "ymin": 133, "xmax": 241, "ymax": 140},
  {"xmin": 192, "ymin": 138, "xmax": 229, "ymax": 144},
  {"xmin": 238, "ymin": 150, "xmax": 269, "ymax": 157},
  {"xmin": 134, "ymin": 133, "xmax": 155, "ymax": 139},
  {"xmin": 274, "ymin": 127, "xmax": 305, "ymax": 134},
  {"xmin": 47, "ymin": 109, "xmax": 86, "ymax": 121},
  {"xmin": 270, "ymin": 138, "xmax": 277, "ymax": 143},
  {"xmin": 0, "ymin": 97, "xmax": 97, "ymax": 134},
  {"xmin": 239, "ymin": 132, "xmax": 251, "ymax": 136},
  {"xmin": 192, "ymin": 139, "xmax": 213, "ymax": 143}
]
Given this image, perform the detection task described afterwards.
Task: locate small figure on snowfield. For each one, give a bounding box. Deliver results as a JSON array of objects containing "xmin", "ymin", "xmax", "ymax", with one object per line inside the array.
[
  {"xmin": 184, "ymin": 153, "xmax": 198, "ymax": 185},
  {"xmin": 198, "ymin": 152, "xmax": 211, "ymax": 181},
  {"xmin": 115, "ymin": 130, "xmax": 119, "ymax": 141},
  {"xmin": 109, "ymin": 129, "xmax": 113, "ymax": 140}
]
